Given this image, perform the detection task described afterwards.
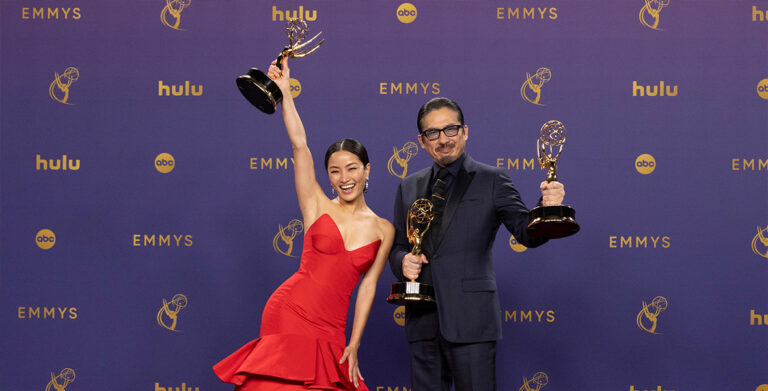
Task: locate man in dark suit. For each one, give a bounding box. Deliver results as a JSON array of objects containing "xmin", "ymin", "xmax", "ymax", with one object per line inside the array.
[{"xmin": 389, "ymin": 97, "xmax": 565, "ymax": 391}]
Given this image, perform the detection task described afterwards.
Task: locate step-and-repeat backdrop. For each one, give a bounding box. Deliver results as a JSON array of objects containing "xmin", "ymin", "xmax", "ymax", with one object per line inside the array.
[{"xmin": 2, "ymin": 1, "xmax": 767, "ymax": 390}]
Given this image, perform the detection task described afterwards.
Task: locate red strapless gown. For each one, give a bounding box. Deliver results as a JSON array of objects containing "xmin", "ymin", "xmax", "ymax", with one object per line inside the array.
[{"xmin": 214, "ymin": 214, "xmax": 381, "ymax": 391}]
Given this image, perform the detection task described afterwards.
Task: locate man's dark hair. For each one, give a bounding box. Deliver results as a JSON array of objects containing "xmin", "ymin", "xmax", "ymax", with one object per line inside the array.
[
  {"xmin": 416, "ymin": 97, "xmax": 465, "ymax": 133},
  {"xmin": 324, "ymin": 138, "xmax": 370, "ymax": 169}
]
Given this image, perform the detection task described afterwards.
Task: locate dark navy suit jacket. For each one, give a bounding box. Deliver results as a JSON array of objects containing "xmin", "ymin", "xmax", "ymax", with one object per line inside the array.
[{"xmin": 389, "ymin": 155, "xmax": 548, "ymax": 343}]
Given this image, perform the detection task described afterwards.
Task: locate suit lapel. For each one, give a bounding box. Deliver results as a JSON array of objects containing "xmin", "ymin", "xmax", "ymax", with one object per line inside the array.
[
  {"xmin": 415, "ymin": 168, "xmax": 432, "ymax": 200},
  {"xmin": 432, "ymin": 158, "xmax": 476, "ymax": 251}
]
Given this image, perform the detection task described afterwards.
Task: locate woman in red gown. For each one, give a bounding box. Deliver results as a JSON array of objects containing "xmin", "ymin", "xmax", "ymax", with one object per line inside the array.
[{"xmin": 213, "ymin": 59, "xmax": 394, "ymax": 390}]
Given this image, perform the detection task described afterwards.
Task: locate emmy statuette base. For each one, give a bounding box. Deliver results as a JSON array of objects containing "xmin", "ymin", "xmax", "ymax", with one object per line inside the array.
[
  {"xmin": 527, "ymin": 205, "xmax": 579, "ymax": 239},
  {"xmin": 236, "ymin": 68, "xmax": 282, "ymax": 114},
  {"xmin": 387, "ymin": 281, "xmax": 436, "ymax": 306}
]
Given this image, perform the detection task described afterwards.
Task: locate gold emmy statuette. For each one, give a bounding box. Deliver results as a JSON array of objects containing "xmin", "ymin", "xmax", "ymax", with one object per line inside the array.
[
  {"xmin": 526, "ymin": 120, "xmax": 580, "ymax": 239},
  {"xmin": 387, "ymin": 199, "xmax": 436, "ymax": 305},
  {"xmin": 236, "ymin": 18, "xmax": 323, "ymax": 114}
]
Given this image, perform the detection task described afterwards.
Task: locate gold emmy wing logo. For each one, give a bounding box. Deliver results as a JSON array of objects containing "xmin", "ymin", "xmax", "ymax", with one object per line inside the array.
[
  {"xmin": 387, "ymin": 142, "xmax": 419, "ymax": 178},
  {"xmin": 636, "ymin": 296, "xmax": 668, "ymax": 334},
  {"xmin": 45, "ymin": 368, "xmax": 75, "ymax": 391},
  {"xmin": 161, "ymin": 0, "xmax": 191, "ymax": 31},
  {"xmin": 273, "ymin": 219, "xmax": 304, "ymax": 257},
  {"xmin": 397, "ymin": 3, "xmax": 417, "ymax": 24},
  {"xmin": 752, "ymin": 225, "xmax": 768, "ymax": 259},
  {"xmin": 157, "ymin": 294, "xmax": 188, "ymax": 332},
  {"xmin": 639, "ymin": 0, "xmax": 670, "ymax": 30},
  {"xmin": 519, "ymin": 372, "xmax": 548, "ymax": 391},
  {"xmin": 509, "ymin": 235, "xmax": 527, "ymax": 253},
  {"xmin": 49, "ymin": 67, "xmax": 79, "ymax": 105},
  {"xmin": 521, "ymin": 67, "xmax": 551, "ymax": 106}
]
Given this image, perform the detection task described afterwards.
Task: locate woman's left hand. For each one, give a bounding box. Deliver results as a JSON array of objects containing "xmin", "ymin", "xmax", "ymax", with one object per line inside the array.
[{"xmin": 339, "ymin": 345, "xmax": 364, "ymax": 388}]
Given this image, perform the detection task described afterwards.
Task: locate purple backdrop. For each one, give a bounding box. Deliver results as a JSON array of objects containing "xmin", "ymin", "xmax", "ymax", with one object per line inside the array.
[{"xmin": 2, "ymin": 1, "xmax": 767, "ymax": 390}]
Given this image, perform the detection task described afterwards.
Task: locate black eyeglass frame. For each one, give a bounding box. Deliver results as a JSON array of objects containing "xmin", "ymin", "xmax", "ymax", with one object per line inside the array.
[{"xmin": 419, "ymin": 124, "xmax": 466, "ymax": 141}]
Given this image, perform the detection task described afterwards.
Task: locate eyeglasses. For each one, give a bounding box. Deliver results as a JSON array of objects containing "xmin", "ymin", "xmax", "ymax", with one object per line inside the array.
[{"xmin": 420, "ymin": 124, "xmax": 464, "ymax": 141}]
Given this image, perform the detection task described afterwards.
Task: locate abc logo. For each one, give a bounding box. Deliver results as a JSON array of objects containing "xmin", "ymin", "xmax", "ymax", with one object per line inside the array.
[
  {"xmin": 396, "ymin": 3, "xmax": 417, "ymax": 24},
  {"xmin": 635, "ymin": 153, "xmax": 656, "ymax": 175},
  {"xmin": 509, "ymin": 235, "xmax": 527, "ymax": 253},
  {"xmin": 393, "ymin": 305, "xmax": 405, "ymax": 326},
  {"xmin": 289, "ymin": 78, "xmax": 302, "ymax": 98},
  {"xmin": 757, "ymin": 79, "xmax": 768, "ymax": 100},
  {"xmin": 36, "ymin": 229, "xmax": 56, "ymax": 250},
  {"xmin": 155, "ymin": 153, "xmax": 175, "ymax": 174},
  {"xmin": 756, "ymin": 385, "xmax": 768, "ymax": 391}
]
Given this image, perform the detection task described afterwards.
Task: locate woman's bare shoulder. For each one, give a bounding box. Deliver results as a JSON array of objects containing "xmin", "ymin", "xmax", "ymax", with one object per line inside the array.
[{"xmin": 376, "ymin": 216, "xmax": 395, "ymax": 238}]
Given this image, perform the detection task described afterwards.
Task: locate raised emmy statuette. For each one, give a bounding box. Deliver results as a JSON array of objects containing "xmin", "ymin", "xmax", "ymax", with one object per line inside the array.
[
  {"xmin": 387, "ymin": 198, "xmax": 436, "ymax": 305},
  {"xmin": 526, "ymin": 120, "xmax": 580, "ymax": 239},
  {"xmin": 236, "ymin": 18, "xmax": 323, "ymax": 114}
]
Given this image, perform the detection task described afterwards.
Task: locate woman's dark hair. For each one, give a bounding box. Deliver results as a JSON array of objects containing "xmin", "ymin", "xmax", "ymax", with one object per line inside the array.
[
  {"xmin": 416, "ymin": 97, "xmax": 465, "ymax": 133},
  {"xmin": 324, "ymin": 138, "xmax": 370, "ymax": 169}
]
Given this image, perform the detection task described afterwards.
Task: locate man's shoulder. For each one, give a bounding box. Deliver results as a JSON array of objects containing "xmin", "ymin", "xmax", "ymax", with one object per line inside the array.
[
  {"xmin": 463, "ymin": 155, "xmax": 506, "ymax": 177},
  {"xmin": 401, "ymin": 166, "xmax": 432, "ymax": 185}
]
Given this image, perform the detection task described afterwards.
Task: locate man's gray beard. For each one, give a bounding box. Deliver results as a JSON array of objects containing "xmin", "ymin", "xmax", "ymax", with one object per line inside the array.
[{"xmin": 437, "ymin": 155, "xmax": 459, "ymax": 166}]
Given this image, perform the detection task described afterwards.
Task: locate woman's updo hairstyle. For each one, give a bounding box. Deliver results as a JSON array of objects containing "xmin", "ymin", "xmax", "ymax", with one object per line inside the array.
[{"xmin": 324, "ymin": 138, "xmax": 370, "ymax": 169}]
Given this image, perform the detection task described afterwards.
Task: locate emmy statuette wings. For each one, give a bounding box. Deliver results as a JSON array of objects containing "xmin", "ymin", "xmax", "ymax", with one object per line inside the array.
[
  {"xmin": 236, "ymin": 18, "xmax": 324, "ymax": 114},
  {"xmin": 387, "ymin": 198, "xmax": 437, "ymax": 305},
  {"xmin": 526, "ymin": 120, "xmax": 580, "ymax": 239}
]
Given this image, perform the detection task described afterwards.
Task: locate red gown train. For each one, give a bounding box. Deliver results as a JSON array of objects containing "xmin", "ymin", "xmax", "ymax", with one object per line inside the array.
[{"xmin": 214, "ymin": 214, "xmax": 381, "ymax": 390}]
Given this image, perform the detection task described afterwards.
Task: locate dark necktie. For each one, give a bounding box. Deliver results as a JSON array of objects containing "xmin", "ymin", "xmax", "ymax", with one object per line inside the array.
[{"xmin": 430, "ymin": 168, "xmax": 450, "ymax": 239}]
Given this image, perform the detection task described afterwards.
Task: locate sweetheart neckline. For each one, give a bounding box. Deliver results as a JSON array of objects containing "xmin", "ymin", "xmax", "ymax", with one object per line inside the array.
[{"xmin": 308, "ymin": 213, "xmax": 381, "ymax": 253}]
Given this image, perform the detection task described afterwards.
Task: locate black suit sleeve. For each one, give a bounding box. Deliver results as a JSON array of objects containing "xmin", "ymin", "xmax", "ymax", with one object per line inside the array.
[
  {"xmin": 493, "ymin": 170, "xmax": 548, "ymax": 248},
  {"xmin": 389, "ymin": 182, "xmax": 410, "ymax": 281}
]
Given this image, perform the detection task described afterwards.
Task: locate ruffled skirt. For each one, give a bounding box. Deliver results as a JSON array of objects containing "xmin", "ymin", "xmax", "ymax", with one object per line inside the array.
[{"xmin": 213, "ymin": 333, "xmax": 367, "ymax": 390}]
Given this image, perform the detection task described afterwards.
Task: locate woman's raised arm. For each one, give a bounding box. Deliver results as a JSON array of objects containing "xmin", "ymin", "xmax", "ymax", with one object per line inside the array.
[{"xmin": 267, "ymin": 58, "xmax": 325, "ymax": 222}]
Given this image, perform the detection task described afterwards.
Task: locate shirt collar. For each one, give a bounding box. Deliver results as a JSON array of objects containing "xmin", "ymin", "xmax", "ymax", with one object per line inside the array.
[{"xmin": 432, "ymin": 153, "xmax": 466, "ymax": 179}]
